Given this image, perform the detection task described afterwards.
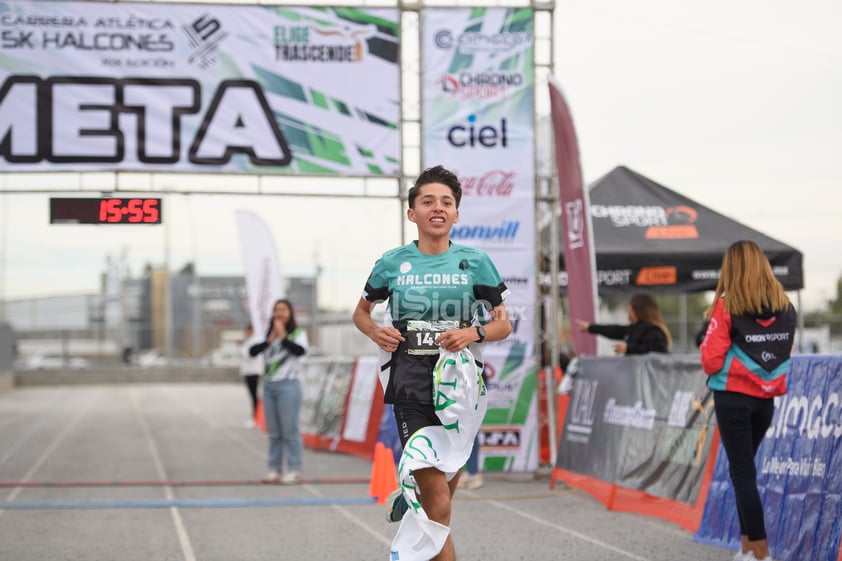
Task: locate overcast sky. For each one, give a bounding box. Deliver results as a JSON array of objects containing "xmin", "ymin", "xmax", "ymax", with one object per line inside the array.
[{"xmin": 1, "ymin": 0, "xmax": 840, "ymax": 314}]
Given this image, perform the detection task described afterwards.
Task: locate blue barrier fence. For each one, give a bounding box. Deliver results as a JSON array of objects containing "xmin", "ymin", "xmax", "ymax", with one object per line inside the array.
[{"xmin": 694, "ymin": 355, "xmax": 842, "ymax": 561}]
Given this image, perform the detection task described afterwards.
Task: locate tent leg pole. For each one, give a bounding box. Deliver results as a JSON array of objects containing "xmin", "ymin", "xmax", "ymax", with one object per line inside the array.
[
  {"xmin": 797, "ymin": 290, "xmax": 804, "ymax": 352},
  {"xmin": 679, "ymin": 293, "xmax": 688, "ymax": 352}
]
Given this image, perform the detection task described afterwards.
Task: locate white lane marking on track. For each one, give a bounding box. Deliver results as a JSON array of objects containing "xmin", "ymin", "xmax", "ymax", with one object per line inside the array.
[
  {"xmin": 0, "ymin": 389, "xmax": 101, "ymax": 515},
  {"xmin": 159, "ymin": 385, "xmax": 265, "ymax": 460},
  {"xmin": 156, "ymin": 386, "xmax": 392, "ymax": 548},
  {"xmin": 489, "ymin": 499, "xmax": 652, "ymax": 561},
  {"xmin": 0, "ymin": 389, "xmax": 71, "ymax": 465},
  {"xmin": 132, "ymin": 389, "xmax": 198, "ymax": 561},
  {"xmin": 307, "ymin": 486, "xmax": 393, "ymax": 547}
]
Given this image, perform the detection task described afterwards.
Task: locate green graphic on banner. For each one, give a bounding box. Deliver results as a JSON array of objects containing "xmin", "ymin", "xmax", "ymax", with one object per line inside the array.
[{"xmin": 482, "ymin": 342, "xmax": 539, "ymax": 471}]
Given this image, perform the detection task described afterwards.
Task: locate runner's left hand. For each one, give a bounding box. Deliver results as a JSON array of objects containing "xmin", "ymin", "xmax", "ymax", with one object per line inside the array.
[{"xmin": 436, "ymin": 328, "xmax": 478, "ymax": 352}]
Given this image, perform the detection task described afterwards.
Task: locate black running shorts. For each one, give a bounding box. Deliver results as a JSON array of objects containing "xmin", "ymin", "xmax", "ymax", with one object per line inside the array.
[{"xmin": 393, "ymin": 401, "xmax": 442, "ymax": 447}]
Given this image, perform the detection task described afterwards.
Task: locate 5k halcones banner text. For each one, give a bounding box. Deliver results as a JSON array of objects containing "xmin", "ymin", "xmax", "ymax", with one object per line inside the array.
[{"xmin": 0, "ymin": 1, "xmax": 400, "ymax": 175}]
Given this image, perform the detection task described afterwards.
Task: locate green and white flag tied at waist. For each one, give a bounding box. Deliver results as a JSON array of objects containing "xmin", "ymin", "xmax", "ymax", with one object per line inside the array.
[{"xmin": 390, "ymin": 349, "xmax": 487, "ymax": 561}]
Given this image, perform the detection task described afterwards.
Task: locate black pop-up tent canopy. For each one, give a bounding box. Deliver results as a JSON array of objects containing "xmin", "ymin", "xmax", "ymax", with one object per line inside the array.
[{"xmin": 559, "ymin": 166, "xmax": 804, "ymax": 295}]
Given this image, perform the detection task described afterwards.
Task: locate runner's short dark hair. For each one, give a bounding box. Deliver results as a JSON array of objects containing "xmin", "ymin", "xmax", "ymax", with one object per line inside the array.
[{"xmin": 407, "ymin": 165, "xmax": 462, "ymax": 209}]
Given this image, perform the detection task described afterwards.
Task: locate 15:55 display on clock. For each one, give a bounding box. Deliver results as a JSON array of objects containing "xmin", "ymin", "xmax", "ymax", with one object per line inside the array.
[{"xmin": 49, "ymin": 197, "xmax": 162, "ymax": 224}]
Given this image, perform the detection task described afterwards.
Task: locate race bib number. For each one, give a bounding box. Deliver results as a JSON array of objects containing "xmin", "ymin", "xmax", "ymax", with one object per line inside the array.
[{"xmin": 406, "ymin": 320, "xmax": 460, "ymax": 356}]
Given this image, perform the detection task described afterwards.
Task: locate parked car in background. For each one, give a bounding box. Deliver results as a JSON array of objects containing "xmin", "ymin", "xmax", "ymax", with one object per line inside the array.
[
  {"xmin": 135, "ymin": 348, "xmax": 190, "ymax": 367},
  {"xmin": 13, "ymin": 353, "xmax": 91, "ymax": 371},
  {"xmin": 200, "ymin": 347, "xmax": 241, "ymax": 368}
]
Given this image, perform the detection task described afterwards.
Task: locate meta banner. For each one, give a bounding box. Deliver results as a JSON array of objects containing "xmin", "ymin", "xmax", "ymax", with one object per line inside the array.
[
  {"xmin": 557, "ymin": 355, "xmax": 717, "ymax": 504},
  {"xmin": 0, "ymin": 1, "xmax": 400, "ymax": 175},
  {"xmin": 695, "ymin": 355, "xmax": 842, "ymax": 561}
]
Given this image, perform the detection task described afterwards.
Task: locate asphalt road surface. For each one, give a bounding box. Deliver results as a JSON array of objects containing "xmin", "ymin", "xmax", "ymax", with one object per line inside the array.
[{"xmin": 0, "ymin": 383, "xmax": 742, "ymax": 561}]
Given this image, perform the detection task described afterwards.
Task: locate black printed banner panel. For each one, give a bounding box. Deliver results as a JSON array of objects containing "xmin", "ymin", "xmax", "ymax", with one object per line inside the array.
[{"xmin": 557, "ymin": 354, "xmax": 716, "ymax": 504}]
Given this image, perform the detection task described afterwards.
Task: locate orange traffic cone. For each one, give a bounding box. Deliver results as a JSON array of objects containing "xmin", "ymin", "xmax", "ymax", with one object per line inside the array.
[
  {"xmin": 254, "ymin": 398, "xmax": 267, "ymax": 433},
  {"xmin": 369, "ymin": 442, "xmax": 399, "ymax": 504}
]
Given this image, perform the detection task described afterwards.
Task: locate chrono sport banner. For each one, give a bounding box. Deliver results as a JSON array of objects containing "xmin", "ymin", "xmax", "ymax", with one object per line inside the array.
[{"xmin": 422, "ymin": 7, "xmax": 538, "ymax": 472}]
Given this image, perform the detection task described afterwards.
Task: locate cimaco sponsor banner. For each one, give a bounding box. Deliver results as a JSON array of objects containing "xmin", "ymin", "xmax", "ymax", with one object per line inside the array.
[
  {"xmin": 695, "ymin": 355, "xmax": 842, "ymax": 561},
  {"xmin": 0, "ymin": 1, "xmax": 399, "ymax": 175},
  {"xmin": 422, "ymin": 7, "xmax": 537, "ymax": 471}
]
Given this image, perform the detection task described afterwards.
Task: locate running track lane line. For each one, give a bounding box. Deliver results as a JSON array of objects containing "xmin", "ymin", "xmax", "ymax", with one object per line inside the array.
[
  {"xmin": 0, "ymin": 477, "xmax": 370, "ymax": 487},
  {"xmin": 0, "ymin": 496, "xmax": 377, "ymax": 510},
  {"xmin": 490, "ymin": 498, "xmax": 653, "ymax": 561},
  {"xmin": 0, "ymin": 389, "xmax": 72, "ymax": 466},
  {"xmin": 144, "ymin": 386, "xmax": 390, "ymax": 553},
  {"xmin": 155, "ymin": 384, "xmax": 267, "ymax": 462},
  {"xmin": 162, "ymin": 385, "xmax": 393, "ymax": 551},
  {"xmin": 132, "ymin": 388, "xmax": 196, "ymax": 561},
  {"xmin": 304, "ymin": 485, "xmax": 393, "ymax": 548},
  {"xmin": 1, "ymin": 389, "xmax": 102, "ymax": 514}
]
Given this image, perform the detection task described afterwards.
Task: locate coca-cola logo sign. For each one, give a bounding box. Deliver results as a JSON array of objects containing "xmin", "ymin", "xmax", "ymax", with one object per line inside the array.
[{"xmin": 458, "ymin": 170, "xmax": 516, "ymax": 196}]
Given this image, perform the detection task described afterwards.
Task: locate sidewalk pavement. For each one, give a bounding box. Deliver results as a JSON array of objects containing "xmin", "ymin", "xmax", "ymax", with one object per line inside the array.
[{"xmin": 0, "ymin": 383, "xmax": 740, "ymax": 561}]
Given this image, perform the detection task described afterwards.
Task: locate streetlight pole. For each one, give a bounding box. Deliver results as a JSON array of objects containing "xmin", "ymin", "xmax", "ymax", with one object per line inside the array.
[{"xmin": 163, "ymin": 191, "xmax": 173, "ymax": 363}]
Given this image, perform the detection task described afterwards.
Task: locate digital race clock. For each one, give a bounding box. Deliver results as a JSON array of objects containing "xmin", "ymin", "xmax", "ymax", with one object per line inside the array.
[{"xmin": 49, "ymin": 197, "xmax": 162, "ymax": 225}]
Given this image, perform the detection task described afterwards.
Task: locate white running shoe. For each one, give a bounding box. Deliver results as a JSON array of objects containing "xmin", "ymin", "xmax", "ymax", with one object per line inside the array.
[
  {"xmin": 261, "ymin": 470, "xmax": 281, "ymax": 484},
  {"xmin": 458, "ymin": 474, "xmax": 484, "ymax": 490},
  {"xmin": 281, "ymin": 471, "xmax": 302, "ymax": 485}
]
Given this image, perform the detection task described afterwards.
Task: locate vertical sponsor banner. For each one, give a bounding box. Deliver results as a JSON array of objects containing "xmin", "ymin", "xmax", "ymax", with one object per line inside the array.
[
  {"xmin": 234, "ymin": 210, "xmax": 285, "ymax": 335},
  {"xmin": 0, "ymin": 1, "xmax": 399, "ymax": 175},
  {"xmin": 548, "ymin": 78, "xmax": 598, "ymax": 355},
  {"xmin": 422, "ymin": 8, "xmax": 537, "ymax": 471}
]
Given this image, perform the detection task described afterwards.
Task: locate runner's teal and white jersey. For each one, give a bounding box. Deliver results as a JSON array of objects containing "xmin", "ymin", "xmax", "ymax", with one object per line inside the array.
[{"xmin": 362, "ymin": 241, "xmax": 509, "ymax": 404}]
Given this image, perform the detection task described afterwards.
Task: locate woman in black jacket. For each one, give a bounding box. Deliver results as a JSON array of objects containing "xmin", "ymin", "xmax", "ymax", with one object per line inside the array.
[{"xmin": 577, "ymin": 292, "xmax": 671, "ymax": 355}]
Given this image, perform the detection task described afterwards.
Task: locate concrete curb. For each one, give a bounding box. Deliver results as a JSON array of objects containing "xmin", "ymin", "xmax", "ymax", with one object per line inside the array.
[{"xmin": 13, "ymin": 367, "xmax": 240, "ymax": 386}]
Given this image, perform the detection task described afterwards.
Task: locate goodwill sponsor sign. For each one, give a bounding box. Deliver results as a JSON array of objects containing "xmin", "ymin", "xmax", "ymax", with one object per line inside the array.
[
  {"xmin": 557, "ymin": 354, "xmax": 717, "ymax": 504},
  {"xmin": 0, "ymin": 1, "xmax": 399, "ymax": 175}
]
